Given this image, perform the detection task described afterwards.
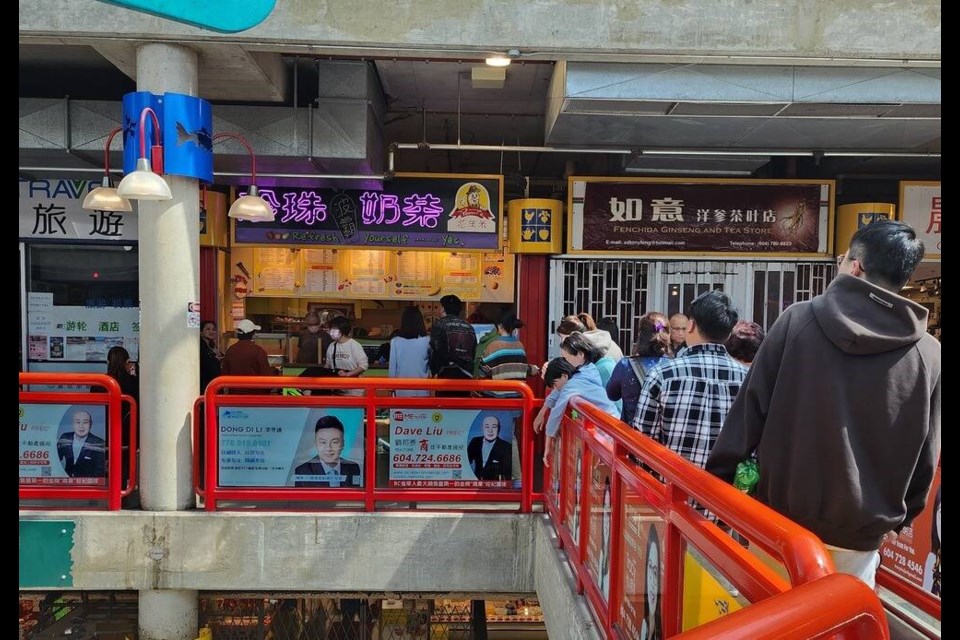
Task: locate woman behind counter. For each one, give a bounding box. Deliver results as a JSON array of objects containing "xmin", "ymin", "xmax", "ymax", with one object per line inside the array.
[{"xmin": 388, "ymin": 306, "xmax": 430, "ymax": 397}]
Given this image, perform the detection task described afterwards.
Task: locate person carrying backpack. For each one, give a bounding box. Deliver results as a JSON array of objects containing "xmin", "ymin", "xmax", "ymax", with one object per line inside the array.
[{"xmin": 428, "ymin": 295, "xmax": 477, "ymax": 397}]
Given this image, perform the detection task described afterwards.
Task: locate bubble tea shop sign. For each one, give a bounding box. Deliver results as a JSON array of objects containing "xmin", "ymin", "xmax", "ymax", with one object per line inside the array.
[{"xmin": 232, "ymin": 175, "xmax": 503, "ymax": 252}]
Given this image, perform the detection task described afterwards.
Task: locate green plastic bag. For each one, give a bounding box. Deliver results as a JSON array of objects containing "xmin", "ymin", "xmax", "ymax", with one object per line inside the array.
[{"xmin": 733, "ymin": 458, "xmax": 759, "ymax": 496}]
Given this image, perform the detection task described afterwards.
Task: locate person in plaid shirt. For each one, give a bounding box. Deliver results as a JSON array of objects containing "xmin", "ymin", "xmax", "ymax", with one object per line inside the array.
[{"xmin": 632, "ymin": 291, "xmax": 747, "ymax": 469}]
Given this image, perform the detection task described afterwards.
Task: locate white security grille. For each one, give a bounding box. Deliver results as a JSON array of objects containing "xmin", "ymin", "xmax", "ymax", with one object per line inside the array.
[
  {"xmin": 550, "ymin": 259, "xmax": 652, "ymax": 356},
  {"xmin": 550, "ymin": 258, "xmax": 837, "ymax": 354}
]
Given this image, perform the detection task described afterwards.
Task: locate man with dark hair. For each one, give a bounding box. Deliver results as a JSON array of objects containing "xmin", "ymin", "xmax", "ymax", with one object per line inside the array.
[
  {"xmin": 632, "ymin": 290, "xmax": 746, "ymax": 469},
  {"xmin": 428, "ymin": 294, "xmax": 477, "ymax": 396},
  {"xmin": 467, "ymin": 414, "xmax": 512, "ymax": 481},
  {"xmin": 708, "ymin": 220, "xmax": 941, "ymax": 588},
  {"xmin": 294, "ymin": 415, "xmax": 362, "ymax": 487}
]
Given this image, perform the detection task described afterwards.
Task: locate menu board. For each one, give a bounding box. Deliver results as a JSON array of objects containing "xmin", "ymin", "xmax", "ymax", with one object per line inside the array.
[
  {"xmin": 301, "ymin": 249, "xmax": 340, "ymax": 295},
  {"xmin": 439, "ymin": 253, "xmax": 483, "ymax": 300},
  {"xmin": 481, "ymin": 249, "xmax": 514, "ymax": 303},
  {"xmin": 395, "ymin": 252, "xmax": 439, "ymax": 299},
  {"xmin": 345, "ymin": 250, "xmax": 389, "ymax": 296},
  {"xmin": 233, "ymin": 247, "xmax": 513, "ymax": 302},
  {"xmin": 254, "ymin": 248, "xmax": 298, "ymax": 296}
]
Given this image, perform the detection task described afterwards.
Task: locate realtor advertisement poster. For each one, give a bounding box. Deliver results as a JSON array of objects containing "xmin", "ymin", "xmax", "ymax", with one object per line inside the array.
[
  {"xmin": 587, "ymin": 458, "xmax": 613, "ymax": 602},
  {"xmin": 217, "ymin": 407, "xmax": 365, "ymax": 488},
  {"xmin": 19, "ymin": 403, "xmax": 108, "ymax": 487},
  {"xmin": 388, "ymin": 409, "xmax": 519, "ymax": 488},
  {"xmin": 618, "ymin": 486, "xmax": 665, "ymax": 640},
  {"xmin": 569, "ymin": 178, "xmax": 832, "ymax": 256},
  {"xmin": 879, "ymin": 464, "xmax": 941, "ymax": 596},
  {"xmin": 564, "ymin": 437, "xmax": 585, "ymax": 546}
]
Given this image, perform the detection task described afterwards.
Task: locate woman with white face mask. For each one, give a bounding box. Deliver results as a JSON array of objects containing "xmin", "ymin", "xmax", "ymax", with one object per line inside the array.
[{"xmin": 325, "ymin": 316, "xmax": 369, "ymax": 396}]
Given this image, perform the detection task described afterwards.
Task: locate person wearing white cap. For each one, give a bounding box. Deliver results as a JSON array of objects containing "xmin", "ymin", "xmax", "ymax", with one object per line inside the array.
[{"xmin": 221, "ymin": 319, "xmax": 274, "ymax": 392}]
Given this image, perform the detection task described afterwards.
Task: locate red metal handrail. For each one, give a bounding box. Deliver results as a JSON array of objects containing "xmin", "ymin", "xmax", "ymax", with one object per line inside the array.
[
  {"xmin": 876, "ymin": 565, "xmax": 941, "ymax": 633},
  {"xmin": 120, "ymin": 393, "xmax": 138, "ymax": 498},
  {"xmin": 19, "ymin": 372, "xmax": 128, "ymax": 511},
  {"xmin": 679, "ymin": 573, "xmax": 890, "ymax": 639},
  {"xmin": 545, "ymin": 397, "xmax": 889, "ymax": 640},
  {"xmin": 200, "ymin": 376, "xmax": 539, "ymax": 512}
]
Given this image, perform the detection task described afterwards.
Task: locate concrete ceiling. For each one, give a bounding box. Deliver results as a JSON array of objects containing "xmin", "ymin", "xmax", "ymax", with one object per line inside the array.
[{"xmin": 18, "ymin": 43, "xmax": 941, "ymax": 190}]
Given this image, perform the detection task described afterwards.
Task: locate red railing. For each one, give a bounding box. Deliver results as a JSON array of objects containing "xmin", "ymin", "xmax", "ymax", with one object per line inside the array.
[
  {"xmin": 198, "ymin": 376, "xmax": 540, "ymax": 512},
  {"xmin": 19, "ymin": 372, "xmax": 136, "ymax": 511},
  {"xmin": 545, "ymin": 397, "xmax": 890, "ymax": 640},
  {"xmin": 876, "ymin": 566, "xmax": 941, "ymax": 638}
]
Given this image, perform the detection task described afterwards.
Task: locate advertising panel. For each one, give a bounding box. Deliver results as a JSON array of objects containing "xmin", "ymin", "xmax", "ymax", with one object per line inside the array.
[
  {"xmin": 880, "ymin": 464, "xmax": 941, "ymax": 596},
  {"xmin": 26, "ymin": 293, "xmax": 140, "ymax": 363},
  {"xmin": 19, "ymin": 178, "xmax": 139, "ymax": 242},
  {"xmin": 388, "ymin": 409, "xmax": 519, "ymax": 488},
  {"xmin": 569, "ymin": 178, "xmax": 833, "ymax": 256},
  {"xmin": 19, "ymin": 403, "xmax": 108, "ymax": 487},
  {"xmin": 217, "ymin": 407, "xmax": 365, "ymax": 488},
  {"xmin": 233, "ymin": 175, "xmax": 503, "ymax": 251},
  {"xmin": 899, "ymin": 181, "xmax": 941, "ymax": 259},
  {"xmin": 618, "ymin": 484, "xmax": 664, "ymax": 640},
  {"xmin": 564, "ymin": 437, "xmax": 585, "ymax": 546},
  {"xmin": 587, "ymin": 456, "xmax": 613, "ymax": 602}
]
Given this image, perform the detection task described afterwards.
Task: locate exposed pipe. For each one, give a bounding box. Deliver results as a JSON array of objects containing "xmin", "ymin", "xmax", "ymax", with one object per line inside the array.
[
  {"xmin": 393, "ymin": 142, "xmax": 633, "ymax": 154},
  {"xmin": 18, "ymin": 166, "xmax": 384, "ymax": 181},
  {"xmin": 18, "ymin": 34, "xmax": 942, "ymax": 69},
  {"xmin": 390, "ymin": 142, "xmax": 940, "ymax": 159}
]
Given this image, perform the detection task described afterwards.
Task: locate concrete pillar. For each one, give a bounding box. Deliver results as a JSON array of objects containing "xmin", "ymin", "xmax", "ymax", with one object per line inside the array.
[
  {"xmin": 139, "ymin": 589, "xmax": 198, "ymax": 640},
  {"xmin": 135, "ymin": 41, "xmax": 199, "ymax": 512}
]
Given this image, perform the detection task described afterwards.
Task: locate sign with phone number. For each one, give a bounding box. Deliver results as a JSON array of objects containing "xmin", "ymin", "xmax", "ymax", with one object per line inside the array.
[{"xmin": 388, "ymin": 408, "xmax": 519, "ymax": 487}]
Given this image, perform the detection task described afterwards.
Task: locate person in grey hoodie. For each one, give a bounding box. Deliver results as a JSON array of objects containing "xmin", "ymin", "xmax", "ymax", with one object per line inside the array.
[{"xmin": 707, "ymin": 220, "xmax": 941, "ymax": 588}]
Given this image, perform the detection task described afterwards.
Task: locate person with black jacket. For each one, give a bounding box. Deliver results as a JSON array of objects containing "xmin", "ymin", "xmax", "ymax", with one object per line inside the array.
[
  {"xmin": 428, "ymin": 295, "xmax": 477, "ymax": 396},
  {"xmin": 707, "ymin": 221, "xmax": 941, "ymax": 588}
]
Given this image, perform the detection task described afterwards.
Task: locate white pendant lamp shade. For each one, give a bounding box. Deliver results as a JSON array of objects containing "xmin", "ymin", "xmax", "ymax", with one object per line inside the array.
[
  {"xmin": 117, "ymin": 157, "xmax": 172, "ymax": 201},
  {"xmin": 82, "ymin": 175, "xmax": 133, "ymax": 212},
  {"xmin": 228, "ymin": 185, "xmax": 275, "ymax": 222}
]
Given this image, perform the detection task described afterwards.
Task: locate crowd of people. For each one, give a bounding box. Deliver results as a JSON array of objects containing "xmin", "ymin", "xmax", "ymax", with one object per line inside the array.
[{"xmin": 188, "ymin": 220, "xmax": 939, "ymax": 595}]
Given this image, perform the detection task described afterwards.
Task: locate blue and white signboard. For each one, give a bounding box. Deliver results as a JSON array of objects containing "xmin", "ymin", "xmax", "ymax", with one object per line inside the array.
[
  {"xmin": 19, "ymin": 403, "xmax": 108, "ymax": 487},
  {"xmin": 218, "ymin": 407, "xmax": 365, "ymax": 488}
]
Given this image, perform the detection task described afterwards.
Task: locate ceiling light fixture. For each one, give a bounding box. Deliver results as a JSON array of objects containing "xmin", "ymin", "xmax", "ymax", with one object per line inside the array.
[
  {"xmin": 214, "ymin": 132, "xmax": 276, "ymax": 222},
  {"xmin": 485, "ymin": 54, "xmax": 511, "ymax": 68},
  {"xmin": 82, "ymin": 126, "xmax": 133, "ymax": 212},
  {"xmin": 117, "ymin": 107, "xmax": 173, "ymax": 201}
]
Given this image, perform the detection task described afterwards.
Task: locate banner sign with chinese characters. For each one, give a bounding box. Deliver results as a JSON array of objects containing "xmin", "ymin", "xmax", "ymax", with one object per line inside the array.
[
  {"xmin": 27, "ymin": 293, "xmax": 140, "ymax": 363},
  {"xmin": 569, "ymin": 178, "xmax": 833, "ymax": 256},
  {"xmin": 232, "ymin": 174, "xmax": 503, "ymax": 252},
  {"xmin": 388, "ymin": 409, "xmax": 519, "ymax": 488},
  {"xmin": 19, "ymin": 179, "xmax": 139, "ymax": 242},
  {"xmin": 899, "ymin": 181, "xmax": 941, "ymax": 259},
  {"xmin": 217, "ymin": 406, "xmax": 365, "ymax": 488},
  {"xmin": 19, "ymin": 403, "xmax": 108, "ymax": 487}
]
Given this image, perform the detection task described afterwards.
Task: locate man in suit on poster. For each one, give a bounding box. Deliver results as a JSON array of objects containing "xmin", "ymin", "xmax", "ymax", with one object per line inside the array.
[
  {"xmin": 294, "ymin": 415, "xmax": 362, "ymax": 487},
  {"xmin": 57, "ymin": 409, "xmax": 106, "ymax": 478},
  {"xmin": 467, "ymin": 414, "xmax": 512, "ymax": 481}
]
